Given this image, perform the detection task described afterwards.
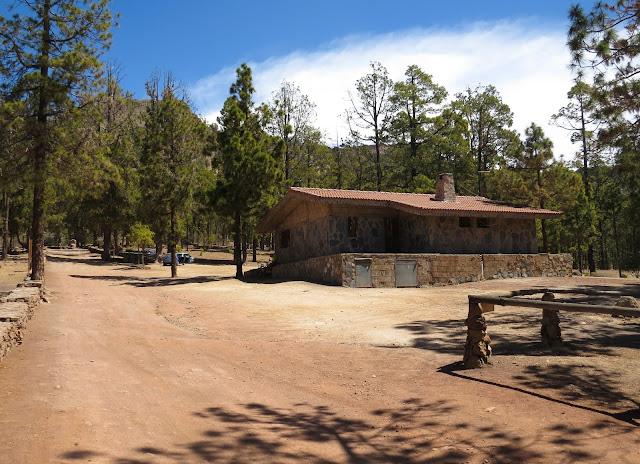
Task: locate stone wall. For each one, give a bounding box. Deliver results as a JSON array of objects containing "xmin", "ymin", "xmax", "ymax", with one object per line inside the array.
[
  {"xmin": 482, "ymin": 253, "xmax": 573, "ymax": 279},
  {"xmin": 271, "ymin": 253, "xmax": 344, "ymax": 285},
  {"xmin": 342, "ymin": 254, "xmax": 483, "ymax": 288},
  {"xmin": 271, "ymin": 253, "xmax": 573, "ymax": 288},
  {"xmin": 277, "ymin": 216, "xmax": 388, "ymax": 264},
  {"xmin": 399, "ymin": 216, "xmax": 537, "ymax": 254},
  {"xmin": 0, "ymin": 280, "xmax": 44, "ymax": 360},
  {"xmin": 276, "ymin": 208, "xmax": 539, "ymax": 264}
]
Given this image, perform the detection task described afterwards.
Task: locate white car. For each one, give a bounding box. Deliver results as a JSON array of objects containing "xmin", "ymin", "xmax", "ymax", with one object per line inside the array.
[
  {"xmin": 177, "ymin": 252, "xmax": 194, "ymax": 264},
  {"xmin": 163, "ymin": 252, "xmax": 194, "ymax": 265}
]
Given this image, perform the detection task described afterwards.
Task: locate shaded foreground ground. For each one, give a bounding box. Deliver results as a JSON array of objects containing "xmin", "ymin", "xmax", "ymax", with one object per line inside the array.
[{"xmin": 0, "ymin": 248, "xmax": 639, "ymax": 463}]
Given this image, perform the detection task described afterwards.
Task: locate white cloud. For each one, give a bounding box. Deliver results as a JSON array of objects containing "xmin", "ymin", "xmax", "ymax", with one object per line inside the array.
[{"xmin": 192, "ymin": 20, "xmax": 578, "ymax": 159}]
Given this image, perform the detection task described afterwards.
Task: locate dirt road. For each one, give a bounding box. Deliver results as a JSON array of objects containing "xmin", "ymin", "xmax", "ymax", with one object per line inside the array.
[{"xmin": 0, "ymin": 248, "xmax": 639, "ymax": 463}]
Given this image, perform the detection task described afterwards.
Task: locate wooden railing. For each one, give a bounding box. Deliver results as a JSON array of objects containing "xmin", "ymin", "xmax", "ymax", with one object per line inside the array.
[{"xmin": 463, "ymin": 288, "xmax": 640, "ymax": 369}]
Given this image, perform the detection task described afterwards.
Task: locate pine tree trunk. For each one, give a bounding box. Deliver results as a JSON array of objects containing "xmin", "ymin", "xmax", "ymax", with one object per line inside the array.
[
  {"xmin": 613, "ymin": 210, "xmax": 622, "ymax": 277},
  {"xmin": 102, "ymin": 226, "xmax": 112, "ymax": 261},
  {"xmin": 541, "ymin": 219, "xmax": 548, "ymax": 253},
  {"xmin": 577, "ymin": 238, "xmax": 583, "ymax": 274},
  {"xmin": 30, "ymin": 0, "xmax": 52, "ymax": 282},
  {"xmin": 31, "ymin": 130, "xmax": 47, "ymax": 279},
  {"xmin": 17, "ymin": 230, "xmax": 28, "ymax": 250},
  {"xmin": 252, "ymin": 235, "xmax": 257, "ymax": 262},
  {"xmin": 2, "ymin": 191, "xmax": 9, "ymax": 261},
  {"xmin": 234, "ymin": 211, "xmax": 242, "ymax": 278},
  {"xmin": 113, "ymin": 230, "xmax": 120, "ymax": 255},
  {"xmin": 242, "ymin": 233, "xmax": 248, "ymax": 264},
  {"xmin": 598, "ymin": 220, "xmax": 606, "ymax": 269},
  {"xmin": 375, "ymin": 139, "xmax": 382, "ymax": 192},
  {"xmin": 170, "ymin": 207, "xmax": 177, "ymax": 277},
  {"xmin": 587, "ymin": 244, "xmax": 596, "ymax": 273}
]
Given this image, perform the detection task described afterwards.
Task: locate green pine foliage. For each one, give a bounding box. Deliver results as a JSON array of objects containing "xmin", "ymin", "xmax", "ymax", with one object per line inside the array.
[
  {"xmin": 0, "ymin": 0, "xmax": 114, "ymax": 279},
  {"xmin": 211, "ymin": 64, "xmax": 283, "ymax": 277},
  {"xmin": 1, "ymin": 3, "xmax": 639, "ymax": 277},
  {"xmin": 140, "ymin": 72, "xmax": 206, "ymax": 276}
]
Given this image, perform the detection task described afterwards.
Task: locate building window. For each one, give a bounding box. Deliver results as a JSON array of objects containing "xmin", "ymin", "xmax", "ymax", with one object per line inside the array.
[
  {"xmin": 347, "ymin": 217, "xmax": 358, "ymax": 237},
  {"xmin": 280, "ymin": 229, "xmax": 290, "ymax": 248},
  {"xmin": 477, "ymin": 218, "xmax": 491, "ymax": 228},
  {"xmin": 459, "ymin": 217, "xmax": 471, "ymax": 228}
]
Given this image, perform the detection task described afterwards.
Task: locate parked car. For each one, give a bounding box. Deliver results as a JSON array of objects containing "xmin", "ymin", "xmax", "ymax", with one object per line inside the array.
[
  {"xmin": 162, "ymin": 252, "xmax": 176, "ymax": 266},
  {"xmin": 143, "ymin": 248, "xmax": 156, "ymax": 263},
  {"xmin": 162, "ymin": 252, "xmax": 194, "ymax": 265},
  {"xmin": 177, "ymin": 252, "xmax": 194, "ymax": 264}
]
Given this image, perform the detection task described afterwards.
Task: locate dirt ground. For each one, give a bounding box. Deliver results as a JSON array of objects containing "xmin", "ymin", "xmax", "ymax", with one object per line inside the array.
[{"xmin": 0, "ymin": 248, "xmax": 639, "ymax": 463}]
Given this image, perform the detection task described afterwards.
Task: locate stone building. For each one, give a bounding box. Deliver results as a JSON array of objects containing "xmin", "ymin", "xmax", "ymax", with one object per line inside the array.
[{"xmin": 256, "ymin": 174, "xmax": 572, "ymax": 287}]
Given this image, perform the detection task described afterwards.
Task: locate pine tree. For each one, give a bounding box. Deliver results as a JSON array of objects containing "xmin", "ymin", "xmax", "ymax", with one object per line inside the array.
[
  {"xmin": 267, "ymin": 81, "xmax": 318, "ymax": 184},
  {"xmin": 0, "ymin": 0, "xmax": 113, "ymax": 279},
  {"xmin": 347, "ymin": 61, "xmax": 394, "ymax": 191},
  {"xmin": 452, "ymin": 85, "xmax": 520, "ymax": 196},
  {"xmin": 212, "ymin": 64, "xmax": 282, "ymax": 278},
  {"xmin": 140, "ymin": 73, "xmax": 205, "ymax": 277},
  {"xmin": 389, "ymin": 64, "xmax": 447, "ymax": 184}
]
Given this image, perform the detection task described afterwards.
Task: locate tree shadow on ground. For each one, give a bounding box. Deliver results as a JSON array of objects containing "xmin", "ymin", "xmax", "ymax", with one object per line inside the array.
[
  {"xmin": 439, "ymin": 361, "xmax": 640, "ymax": 427},
  {"xmin": 57, "ymin": 396, "xmax": 622, "ymax": 463},
  {"xmin": 68, "ymin": 274, "xmax": 234, "ymax": 287},
  {"xmin": 555, "ymin": 283, "xmax": 640, "ymax": 298},
  {"xmin": 47, "ymin": 253, "xmax": 125, "ymax": 267},
  {"xmin": 392, "ymin": 311, "xmax": 640, "ymax": 357},
  {"xmin": 193, "ymin": 257, "xmax": 236, "ymax": 266}
]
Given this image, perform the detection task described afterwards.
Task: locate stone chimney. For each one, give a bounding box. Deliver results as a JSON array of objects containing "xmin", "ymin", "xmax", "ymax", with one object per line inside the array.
[{"xmin": 435, "ymin": 173, "xmax": 456, "ymax": 202}]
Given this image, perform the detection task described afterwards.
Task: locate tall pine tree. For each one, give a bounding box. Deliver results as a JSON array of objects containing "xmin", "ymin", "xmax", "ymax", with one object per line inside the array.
[
  {"xmin": 141, "ymin": 73, "xmax": 205, "ymax": 277},
  {"xmin": 0, "ymin": 0, "xmax": 113, "ymax": 279},
  {"xmin": 212, "ymin": 64, "xmax": 282, "ymax": 278}
]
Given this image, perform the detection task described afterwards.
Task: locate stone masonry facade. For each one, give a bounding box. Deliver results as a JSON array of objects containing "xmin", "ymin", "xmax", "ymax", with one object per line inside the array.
[
  {"xmin": 271, "ymin": 253, "xmax": 573, "ymax": 288},
  {"xmin": 277, "ymin": 213, "xmax": 538, "ymax": 265}
]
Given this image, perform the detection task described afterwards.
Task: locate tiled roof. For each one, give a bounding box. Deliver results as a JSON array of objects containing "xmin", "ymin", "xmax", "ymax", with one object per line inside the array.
[{"xmin": 256, "ymin": 187, "xmax": 563, "ymax": 232}]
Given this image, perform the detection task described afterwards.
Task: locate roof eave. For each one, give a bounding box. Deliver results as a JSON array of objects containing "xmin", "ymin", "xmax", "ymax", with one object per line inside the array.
[{"xmin": 255, "ymin": 189, "xmax": 564, "ymax": 233}]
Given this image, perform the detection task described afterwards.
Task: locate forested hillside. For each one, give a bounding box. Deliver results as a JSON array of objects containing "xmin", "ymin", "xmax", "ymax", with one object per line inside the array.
[{"xmin": 1, "ymin": 0, "xmax": 638, "ymax": 276}]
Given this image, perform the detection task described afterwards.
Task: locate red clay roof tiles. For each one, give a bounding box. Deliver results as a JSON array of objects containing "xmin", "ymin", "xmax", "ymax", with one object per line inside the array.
[
  {"xmin": 256, "ymin": 187, "xmax": 562, "ymax": 232},
  {"xmin": 290, "ymin": 187, "xmax": 562, "ymax": 215}
]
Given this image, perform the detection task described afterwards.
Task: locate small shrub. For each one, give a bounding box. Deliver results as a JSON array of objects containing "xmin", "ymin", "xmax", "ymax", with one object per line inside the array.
[
  {"xmin": 621, "ymin": 273, "xmax": 628, "ymax": 278},
  {"xmin": 176, "ymin": 245, "xmax": 182, "ymax": 252}
]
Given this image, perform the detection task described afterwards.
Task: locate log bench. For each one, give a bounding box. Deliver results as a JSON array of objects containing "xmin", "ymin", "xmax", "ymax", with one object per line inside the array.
[{"xmin": 463, "ymin": 288, "xmax": 640, "ymax": 369}]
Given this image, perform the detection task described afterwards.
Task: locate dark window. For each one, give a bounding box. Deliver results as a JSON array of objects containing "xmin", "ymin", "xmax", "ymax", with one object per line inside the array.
[
  {"xmin": 347, "ymin": 217, "xmax": 358, "ymax": 237},
  {"xmin": 477, "ymin": 218, "xmax": 491, "ymax": 228},
  {"xmin": 459, "ymin": 217, "xmax": 471, "ymax": 228},
  {"xmin": 280, "ymin": 229, "xmax": 290, "ymax": 248}
]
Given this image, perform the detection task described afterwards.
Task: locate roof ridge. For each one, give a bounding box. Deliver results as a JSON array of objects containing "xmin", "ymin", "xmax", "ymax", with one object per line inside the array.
[{"xmin": 291, "ymin": 187, "xmax": 436, "ymax": 196}]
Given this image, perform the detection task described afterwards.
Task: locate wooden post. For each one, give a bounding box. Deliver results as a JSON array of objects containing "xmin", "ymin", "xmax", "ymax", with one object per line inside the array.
[
  {"xmin": 463, "ymin": 302, "xmax": 492, "ymax": 368},
  {"xmin": 27, "ymin": 237, "xmax": 33, "ymax": 276},
  {"xmin": 540, "ymin": 292, "xmax": 562, "ymax": 346}
]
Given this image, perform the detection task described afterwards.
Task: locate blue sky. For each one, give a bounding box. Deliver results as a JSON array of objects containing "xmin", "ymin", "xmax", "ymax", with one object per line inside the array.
[
  {"xmin": 104, "ymin": 0, "xmax": 594, "ymax": 157},
  {"xmin": 109, "ymin": 1, "xmax": 581, "ymax": 97},
  {"xmin": 3, "ymin": 0, "xmax": 597, "ymax": 158}
]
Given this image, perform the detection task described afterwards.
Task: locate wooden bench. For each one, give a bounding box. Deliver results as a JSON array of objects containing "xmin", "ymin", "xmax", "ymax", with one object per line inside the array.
[{"xmin": 463, "ymin": 288, "xmax": 640, "ymax": 369}]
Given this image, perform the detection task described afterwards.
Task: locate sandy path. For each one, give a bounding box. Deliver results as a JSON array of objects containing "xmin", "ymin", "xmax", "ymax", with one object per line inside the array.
[{"xmin": 0, "ymin": 248, "xmax": 639, "ymax": 463}]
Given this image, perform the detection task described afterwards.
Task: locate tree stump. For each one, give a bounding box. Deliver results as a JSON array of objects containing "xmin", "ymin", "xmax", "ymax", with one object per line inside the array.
[
  {"xmin": 463, "ymin": 302, "xmax": 492, "ymax": 368},
  {"xmin": 541, "ymin": 292, "xmax": 562, "ymax": 346}
]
